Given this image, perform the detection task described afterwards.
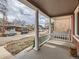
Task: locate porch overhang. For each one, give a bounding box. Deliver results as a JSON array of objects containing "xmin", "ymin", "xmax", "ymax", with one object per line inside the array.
[{"xmin": 21, "ymin": 0, "xmax": 79, "ymax": 17}]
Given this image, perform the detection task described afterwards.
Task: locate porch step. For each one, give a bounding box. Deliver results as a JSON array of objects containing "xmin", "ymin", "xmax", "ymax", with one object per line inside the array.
[{"xmin": 47, "ymin": 40, "xmax": 71, "ymax": 49}]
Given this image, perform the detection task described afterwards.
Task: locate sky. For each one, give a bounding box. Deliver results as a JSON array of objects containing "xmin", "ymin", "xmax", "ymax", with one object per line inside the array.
[{"xmin": 0, "ymin": 0, "xmax": 47, "ymax": 26}]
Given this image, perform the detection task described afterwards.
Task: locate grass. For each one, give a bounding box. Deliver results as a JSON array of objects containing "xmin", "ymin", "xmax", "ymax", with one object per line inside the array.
[
  {"xmin": 4, "ymin": 33, "xmax": 48, "ymax": 55},
  {"xmin": 39, "ymin": 35, "xmax": 48, "ymax": 44},
  {"xmin": 4, "ymin": 36, "xmax": 34, "ymax": 55},
  {"xmin": 39, "ymin": 35, "xmax": 47, "ymax": 44}
]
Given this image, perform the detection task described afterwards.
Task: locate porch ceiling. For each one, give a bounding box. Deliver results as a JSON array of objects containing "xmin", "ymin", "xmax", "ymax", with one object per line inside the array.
[{"xmin": 27, "ymin": 0, "xmax": 79, "ymax": 17}]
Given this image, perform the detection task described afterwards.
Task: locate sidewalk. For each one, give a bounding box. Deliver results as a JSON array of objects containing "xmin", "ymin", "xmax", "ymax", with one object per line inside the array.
[
  {"xmin": 0, "ymin": 32, "xmax": 34, "ymax": 46},
  {"xmin": 0, "ymin": 46, "xmax": 14, "ymax": 59},
  {"xmin": 0, "ymin": 31, "xmax": 47, "ymax": 46}
]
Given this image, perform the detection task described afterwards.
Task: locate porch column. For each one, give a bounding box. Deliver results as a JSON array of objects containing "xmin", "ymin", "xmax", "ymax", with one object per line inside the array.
[
  {"xmin": 34, "ymin": 10, "xmax": 40, "ymax": 50},
  {"xmin": 49, "ymin": 18, "xmax": 52, "ymax": 39}
]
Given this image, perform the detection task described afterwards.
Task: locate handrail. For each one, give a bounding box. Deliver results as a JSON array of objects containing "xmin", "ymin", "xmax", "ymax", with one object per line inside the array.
[{"xmin": 73, "ymin": 35, "xmax": 79, "ymax": 42}]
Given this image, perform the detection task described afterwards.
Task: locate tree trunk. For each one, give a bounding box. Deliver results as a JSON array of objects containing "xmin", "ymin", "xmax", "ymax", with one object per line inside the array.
[{"xmin": 2, "ymin": 13, "xmax": 7, "ymax": 35}]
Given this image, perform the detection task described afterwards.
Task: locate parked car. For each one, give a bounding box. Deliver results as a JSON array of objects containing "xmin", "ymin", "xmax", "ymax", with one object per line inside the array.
[
  {"xmin": 4, "ymin": 26, "xmax": 16, "ymax": 36},
  {"xmin": 4, "ymin": 30, "xmax": 16, "ymax": 36},
  {"xmin": 21, "ymin": 27, "xmax": 29, "ymax": 34},
  {"xmin": 21, "ymin": 31, "xmax": 28, "ymax": 34}
]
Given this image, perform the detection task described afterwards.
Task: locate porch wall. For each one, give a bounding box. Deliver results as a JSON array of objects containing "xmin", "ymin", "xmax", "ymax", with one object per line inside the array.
[{"xmin": 53, "ymin": 16, "xmax": 71, "ymax": 32}]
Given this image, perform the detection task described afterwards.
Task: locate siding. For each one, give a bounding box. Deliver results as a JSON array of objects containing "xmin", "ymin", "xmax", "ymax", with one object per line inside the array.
[{"xmin": 53, "ymin": 16, "xmax": 71, "ymax": 32}]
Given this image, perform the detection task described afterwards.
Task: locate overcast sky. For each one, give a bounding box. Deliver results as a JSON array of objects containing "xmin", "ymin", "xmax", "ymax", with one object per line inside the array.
[{"xmin": 0, "ymin": 0, "xmax": 46, "ymax": 26}]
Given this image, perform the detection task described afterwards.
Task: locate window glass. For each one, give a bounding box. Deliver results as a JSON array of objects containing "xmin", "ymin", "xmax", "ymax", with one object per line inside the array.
[
  {"xmin": 77, "ymin": 12, "xmax": 79, "ymax": 35},
  {"xmin": 39, "ymin": 13, "xmax": 49, "ymax": 45},
  {"xmin": 0, "ymin": 0, "xmax": 36, "ymax": 55},
  {"xmin": 75, "ymin": 12, "xmax": 79, "ymax": 36}
]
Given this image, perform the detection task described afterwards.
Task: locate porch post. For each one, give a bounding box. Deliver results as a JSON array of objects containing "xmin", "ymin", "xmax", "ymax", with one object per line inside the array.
[
  {"xmin": 49, "ymin": 18, "xmax": 52, "ymax": 39},
  {"xmin": 34, "ymin": 10, "xmax": 40, "ymax": 50}
]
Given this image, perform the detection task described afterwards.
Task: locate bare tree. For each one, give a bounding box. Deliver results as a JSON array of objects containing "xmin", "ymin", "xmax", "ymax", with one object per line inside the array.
[{"xmin": 0, "ymin": 0, "xmax": 8, "ymax": 34}]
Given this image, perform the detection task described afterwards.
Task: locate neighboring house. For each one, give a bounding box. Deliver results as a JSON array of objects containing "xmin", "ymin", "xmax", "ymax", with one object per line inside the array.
[
  {"xmin": 0, "ymin": 21, "xmax": 16, "ymax": 36},
  {"xmin": 3, "ymin": 22, "xmax": 16, "ymax": 36},
  {"xmin": 16, "ymin": 26, "xmax": 28, "ymax": 32},
  {"xmin": 4, "ymin": 25, "xmax": 16, "ymax": 36},
  {"xmin": 39, "ymin": 25, "xmax": 44, "ymax": 32}
]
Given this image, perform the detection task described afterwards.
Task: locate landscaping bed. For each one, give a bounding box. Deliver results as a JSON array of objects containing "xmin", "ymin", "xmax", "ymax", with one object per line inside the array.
[{"xmin": 4, "ymin": 36, "xmax": 34, "ymax": 55}]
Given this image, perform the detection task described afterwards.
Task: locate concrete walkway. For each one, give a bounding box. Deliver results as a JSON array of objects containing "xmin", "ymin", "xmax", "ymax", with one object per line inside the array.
[
  {"xmin": 11, "ymin": 41, "xmax": 76, "ymax": 59},
  {"xmin": 47, "ymin": 38, "xmax": 71, "ymax": 48},
  {"xmin": 0, "ymin": 39, "xmax": 77, "ymax": 59},
  {"xmin": 0, "ymin": 46, "xmax": 14, "ymax": 59}
]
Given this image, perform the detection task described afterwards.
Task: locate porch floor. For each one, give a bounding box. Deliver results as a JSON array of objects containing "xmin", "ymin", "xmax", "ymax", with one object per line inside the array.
[{"xmin": 13, "ymin": 39, "xmax": 76, "ymax": 59}]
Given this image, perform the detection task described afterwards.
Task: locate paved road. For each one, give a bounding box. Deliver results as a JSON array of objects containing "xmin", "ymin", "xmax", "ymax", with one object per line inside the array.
[
  {"xmin": 0, "ymin": 31, "xmax": 48, "ymax": 46},
  {"xmin": 0, "ymin": 32, "xmax": 35, "ymax": 46}
]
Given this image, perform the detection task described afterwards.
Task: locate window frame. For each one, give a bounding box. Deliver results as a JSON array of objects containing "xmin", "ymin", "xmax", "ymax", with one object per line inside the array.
[{"xmin": 75, "ymin": 11, "xmax": 79, "ymax": 37}]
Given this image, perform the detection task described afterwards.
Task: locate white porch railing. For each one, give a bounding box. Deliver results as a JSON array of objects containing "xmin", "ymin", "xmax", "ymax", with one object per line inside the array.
[{"xmin": 51, "ymin": 31, "xmax": 69, "ymax": 40}]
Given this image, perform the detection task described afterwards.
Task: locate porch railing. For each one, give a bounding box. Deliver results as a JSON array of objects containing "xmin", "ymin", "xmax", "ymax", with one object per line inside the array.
[{"xmin": 51, "ymin": 31, "xmax": 69, "ymax": 40}]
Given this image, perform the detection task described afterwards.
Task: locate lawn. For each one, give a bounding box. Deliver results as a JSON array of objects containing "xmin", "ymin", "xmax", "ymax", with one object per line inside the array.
[
  {"xmin": 4, "ymin": 33, "xmax": 48, "ymax": 55},
  {"xmin": 39, "ymin": 35, "xmax": 48, "ymax": 44},
  {"xmin": 4, "ymin": 36, "xmax": 34, "ymax": 55}
]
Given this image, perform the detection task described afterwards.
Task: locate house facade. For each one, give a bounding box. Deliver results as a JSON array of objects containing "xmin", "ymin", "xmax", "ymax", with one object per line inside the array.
[
  {"xmin": 53, "ymin": 16, "xmax": 71, "ymax": 32},
  {"xmin": 72, "ymin": 4, "xmax": 79, "ymax": 55}
]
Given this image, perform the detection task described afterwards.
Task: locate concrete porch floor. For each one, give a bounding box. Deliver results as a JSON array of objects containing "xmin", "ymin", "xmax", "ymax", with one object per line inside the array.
[{"xmin": 12, "ymin": 40, "xmax": 76, "ymax": 59}]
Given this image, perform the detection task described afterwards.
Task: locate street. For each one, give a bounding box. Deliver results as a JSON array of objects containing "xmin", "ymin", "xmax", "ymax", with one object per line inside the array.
[{"xmin": 0, "ymin": 31, "xmax": 48, "ymax": 46}]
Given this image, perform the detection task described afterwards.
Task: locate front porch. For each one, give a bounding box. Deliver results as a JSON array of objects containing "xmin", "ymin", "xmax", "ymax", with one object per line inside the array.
[
  {"xmin": 12, "ymin": 38, "xmax": 76, "ymax": 59},
  {"xmin": 0, "ymin": 0, "xmax": 79, "ymax": 59}
]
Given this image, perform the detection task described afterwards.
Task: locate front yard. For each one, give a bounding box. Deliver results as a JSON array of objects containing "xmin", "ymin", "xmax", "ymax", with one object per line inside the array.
[
  {"xmin": 4, "ymin": 36, "xmax": 34, "ymax": 55},
  {"xmin": 4, "ymin": 34, "xmax": 48, "ymax": 55}
]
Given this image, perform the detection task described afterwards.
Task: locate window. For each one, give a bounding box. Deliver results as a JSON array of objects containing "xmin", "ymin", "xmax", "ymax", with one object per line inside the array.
[
  {"xmin": 77, "ymin": 12, "xmax": 79, "ymax": 35},
  {"xmin": 75, "ymin": 11, "xmax": 79, "ymax": 36},
  {"xmin": 51, "ymin": 19, "xmax": 54, "ymax": 33},
  {"xmin": 0, "ymin": 0, "xmax": 36, "ymax": 55},
  {"xmin": 38, "ymin": 13, "xmax": 49, "ymax": 45}
]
